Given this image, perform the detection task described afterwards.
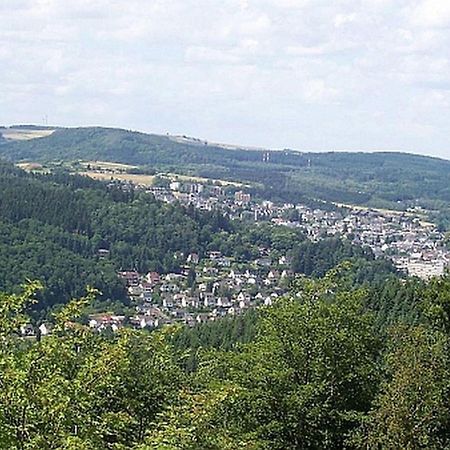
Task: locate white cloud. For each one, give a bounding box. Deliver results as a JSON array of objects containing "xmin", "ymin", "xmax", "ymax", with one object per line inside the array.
[
  {"xmin": 302, "ymin": 79, "xmax": 339, "ymax": 103},
  {"xmin": 185, "ymin": 46, "xmax": 242, "ymax": 64},
  {"xmin": 286, "ymin": 45, "xmax": 330, "ymax": 56},
  {"xmin": 334, "ymin": 13, "xmax": 357, "ymax": 28},
  {"xmin": 409, "ymin": 0, "xmax": 450, "ymax": 28},
  {"xmin": 0, "ymin": 0, "xmax": 449, "ymax": 158}
]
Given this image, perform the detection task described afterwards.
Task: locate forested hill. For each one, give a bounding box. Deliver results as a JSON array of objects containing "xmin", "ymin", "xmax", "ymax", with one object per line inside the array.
[
  {"xmin": 1, "ymin": 126, "xmax": 448, "ymax": 176},
  {"xmin": 0, "ymin": 160, "xmax": 232, "ymax": 312},
  {"xmin": 1, "ymin": 126, "xmax": 450, "ymax": 228}
]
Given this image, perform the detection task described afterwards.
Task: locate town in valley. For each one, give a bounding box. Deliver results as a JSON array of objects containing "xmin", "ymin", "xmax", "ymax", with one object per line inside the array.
[{"xmin": 54, "ymin": 162, "xmax": 449, "ymax": 335}]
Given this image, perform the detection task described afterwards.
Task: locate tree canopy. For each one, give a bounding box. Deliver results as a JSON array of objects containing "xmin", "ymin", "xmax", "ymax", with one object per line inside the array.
[{"xmin": 1, "ymin": 270, "xmax": 450, "ymax": 449}]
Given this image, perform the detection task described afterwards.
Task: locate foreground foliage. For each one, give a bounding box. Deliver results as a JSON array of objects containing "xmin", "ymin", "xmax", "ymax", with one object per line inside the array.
[{"xmin": 1, "ymin": 272, "xmax": 450, "ymax": 449}]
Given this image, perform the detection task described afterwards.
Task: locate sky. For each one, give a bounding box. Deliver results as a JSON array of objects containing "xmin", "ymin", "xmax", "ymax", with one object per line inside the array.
[{"xmin": 1, "ymin": 0, "xmax": 450, "ymax": 159}]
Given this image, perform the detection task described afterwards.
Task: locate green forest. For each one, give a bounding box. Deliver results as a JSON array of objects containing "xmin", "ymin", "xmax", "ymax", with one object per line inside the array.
[{"xmin": 1, "ymin": 270, "xmax": 450, "ymax": 449}]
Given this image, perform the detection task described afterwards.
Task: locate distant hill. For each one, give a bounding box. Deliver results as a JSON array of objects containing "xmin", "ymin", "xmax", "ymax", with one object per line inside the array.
[
  {"xmin": 0, "ymin": 126, "xmax": 290, "ymax": 167},
  {"xmin": 1, "ymin": 126, "xmax": 450, "ymax": 228}
]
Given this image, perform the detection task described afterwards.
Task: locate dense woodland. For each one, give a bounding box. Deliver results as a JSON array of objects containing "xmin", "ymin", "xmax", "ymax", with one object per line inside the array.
[
  {"xmin": 1, "ymin": 270, "xmax": 450, "ymax": 449},
  {"xmin": 0, "ymin": 161, "xmax": 394, "ymax": 315},
  {"xmin": 1, "ymin": 127, "xmax": 450, "ymax": 229}
]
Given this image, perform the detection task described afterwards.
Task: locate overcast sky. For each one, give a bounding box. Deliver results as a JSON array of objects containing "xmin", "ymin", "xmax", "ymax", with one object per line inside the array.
[{"xmin": 1, "ymin": 0, "xmax": 450, "ymax": 159}]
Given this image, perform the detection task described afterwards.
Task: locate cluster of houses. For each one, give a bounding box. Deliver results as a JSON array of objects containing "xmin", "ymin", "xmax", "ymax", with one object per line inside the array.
[
  {"xmin": 145, "ymin": 179, "xmax": 450, "ymax": 279},
  {"xmin": 86, "ymin": 249, "xmax": 294, "ymax": 332},
  {"xmin": 270, "ymin": 206, "xmax": 450, "ymax": 279},
  {"xmin": 86, "ymin": 196, "xmax": 450, "ymax": 335}
]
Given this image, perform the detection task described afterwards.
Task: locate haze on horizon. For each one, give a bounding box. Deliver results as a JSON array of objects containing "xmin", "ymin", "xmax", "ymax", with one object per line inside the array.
[{"xmin": 1, "ymin": 0, "xmax": 450, "ymax": 160}]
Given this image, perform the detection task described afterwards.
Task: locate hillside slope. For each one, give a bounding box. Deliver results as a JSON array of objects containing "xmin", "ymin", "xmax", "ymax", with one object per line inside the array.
[
  {"xmin": 0, "ymin": 160, "xmax": 234, "ymax": 312},
  {"xmin": 1, "ymin": 126, "xmax": 450, "ymax": 228}
]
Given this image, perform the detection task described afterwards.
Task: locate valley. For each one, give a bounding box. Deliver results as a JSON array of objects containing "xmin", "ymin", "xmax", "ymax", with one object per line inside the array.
[{"xmin": 0, "ymin": 125, "xmax": 448, "ymax": 449}]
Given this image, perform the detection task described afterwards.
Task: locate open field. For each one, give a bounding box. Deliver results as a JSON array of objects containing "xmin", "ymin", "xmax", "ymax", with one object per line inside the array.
[
  {"xmin": 78, "ymin": 161, "xmax": 248, "ymax": 187},
  {"xmin": 79, "ymin": 171, "xmax": 155, "ymax": 186},
  {"xmin": 80, "ymin": 169, "xmax": 245, "ymax": 188},
  {"xmin": 163, "ymin": 172, "xmax": 248, "ymax": 187},
  {"xmin": 333, "ymin": 202, "xmax": 410, "ymax": 216},
  {"xmin": 79, "ymin": 161, "xmax": 138, "ymax": 171},
  {"xmin": 16, "ymin": 162, "xmax": 50, "ymax": 173},
  {"xmin": 17, "ymin": 162, "xmax": 44, "ymax": 171},
  {"xmin": 333, "ymin": 202, "xmax": 434, "ymax": 227},
  {"xmin": 15, "ymin": 158, "xmax": 246, "ymax": 188},
  {"xmin": 1, "ymin": 129, "xmax": 55, "ymax": 141},
  {"xmin": 77, "ymin": 169, "xmax": 248, "ymax": 189}
]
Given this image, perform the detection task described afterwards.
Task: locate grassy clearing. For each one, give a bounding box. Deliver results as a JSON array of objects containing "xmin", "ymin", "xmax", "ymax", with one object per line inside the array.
[
  {"xmin": 79, "ymin": 161, "xmax": 138, "ymax": 171},
  {"xmin": 17, "ymin": 162, "xmax": 44, "ymax": 171},
  {"xmin": 333, "ymin": 202, "xmax": 434, "ymax": 227},
  {"xmin": 163, "ymin": 172, "xmax": 247, "ymax": 187},
  {"xmin": 79, "ymin": 171, "xmax": 155, "ymax": 186},
  {"xmin": 16, "ymin": 162, "xmax": 50, "ymax": 174},
  {"xmin": 17, "ymin": 158, "xmax": 247, "ymax": 189},
  {"xmin": 2, "ymin": 129, "xmax": 55, "ymax": 141},
  {"xmin": 78, "ymin": 161, "xmax": 248, "ymax": 187}
]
